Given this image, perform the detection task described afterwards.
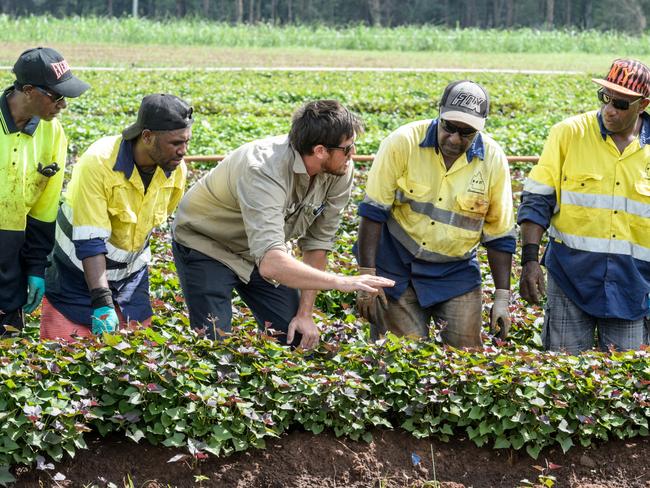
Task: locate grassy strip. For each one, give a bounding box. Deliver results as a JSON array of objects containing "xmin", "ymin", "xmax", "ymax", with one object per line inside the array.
[
  {"xmin": 2, "ymin": 16, "xmax": 650, "ymax": 55},
  {"xmin": 0, "ymin": 322, "xmax": 647, "ymax": 472},
  {"xmin": 0, "ymin": 42, "xmax": 624, "ymax": 72}
]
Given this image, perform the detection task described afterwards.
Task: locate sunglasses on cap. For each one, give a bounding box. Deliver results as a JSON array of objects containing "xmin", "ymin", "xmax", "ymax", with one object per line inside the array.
[
  {"xmin": 34, "ymin": 86, "xmax": 65, "ymax": 104},
  {"xmin": 326, "ymin": 141, "xmax": 355, "ymax": 156},
  {"xmin": 440, "ymin": 119, "xmax": 478, "ymax": 137},
  {"xmin": 597, "ymin": 89, "xmax": 643, "ymax": 111}
]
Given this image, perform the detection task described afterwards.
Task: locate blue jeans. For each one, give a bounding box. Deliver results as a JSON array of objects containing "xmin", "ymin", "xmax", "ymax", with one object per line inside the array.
[
  {"xmin": 172, "ymin": 241, "xmax": 300, "ymax": 345},
  {"xmin": 542, "ymin": 274, "xmax": 649, "ymax": 354}
]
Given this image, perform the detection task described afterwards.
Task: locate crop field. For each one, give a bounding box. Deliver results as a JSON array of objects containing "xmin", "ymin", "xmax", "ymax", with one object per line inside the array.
[{"xmin": 1, "ymin": 40, "xmax": 650, "ymax": 487}]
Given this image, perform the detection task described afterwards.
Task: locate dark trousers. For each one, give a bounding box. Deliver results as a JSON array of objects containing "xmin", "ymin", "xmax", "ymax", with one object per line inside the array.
[
  {"xmin": 172, "ymin": 241, "xmax": 301, "ymax": 345},
  {"xmin": 0, "ymin": 309, "xmax": 24, "ymax": 336}
]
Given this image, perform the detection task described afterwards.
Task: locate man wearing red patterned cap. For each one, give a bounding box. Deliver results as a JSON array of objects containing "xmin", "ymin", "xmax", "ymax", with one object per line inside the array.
[{"xmin": 519, "ymin": 59, "xmax": 650, "ymax": 353}]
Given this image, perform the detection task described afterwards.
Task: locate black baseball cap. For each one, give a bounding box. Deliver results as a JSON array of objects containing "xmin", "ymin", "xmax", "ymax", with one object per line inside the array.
[
  {"xmin": 122, "ymin": 94, "xmax": 194, "ymax": 140},
  {"xmin": 439, "ymin": 80, "xmax": 490, "ymax": 131},
  {"xmin": 13, "ymin": 47, "xmax": 90, "ymax": 98}
]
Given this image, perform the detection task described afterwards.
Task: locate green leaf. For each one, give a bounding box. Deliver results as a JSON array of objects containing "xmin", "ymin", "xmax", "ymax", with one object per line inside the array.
[{"xmin": 526, "ymin": 443, "xmax": 542, "ymax": 459}]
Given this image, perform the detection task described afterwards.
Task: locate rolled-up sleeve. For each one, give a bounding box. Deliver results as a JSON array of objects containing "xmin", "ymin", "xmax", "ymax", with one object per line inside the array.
[
  {"xmin": 238, "ymin": 162, "xmax": 289, "ymax": 265},
  {"xmin": 518, "ymin": 123, "xmax": 564, "ymax": 229},
  {"xmin": 358, "ymin": 132, "xmax": 407, "ymax": 223}
]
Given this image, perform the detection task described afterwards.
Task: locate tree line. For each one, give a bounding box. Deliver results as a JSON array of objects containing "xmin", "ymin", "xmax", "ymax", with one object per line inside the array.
[{"xmin": 0, "ymin": 0, "xmax": 648, "ymax": 32}]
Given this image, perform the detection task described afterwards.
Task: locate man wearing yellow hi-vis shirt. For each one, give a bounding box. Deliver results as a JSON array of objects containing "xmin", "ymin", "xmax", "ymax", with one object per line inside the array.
[
  {"xmin": 0, "ymin": 47, "xmax": 89, "ymax": 335},
  {"xmin": 519, "ymin": 59, "xmax": 650, "ymax": 353},
  {"xmin": 356, "ymin": 81, "xmax": 515, "ymax": 347},
  {"xmin": 40, "ymin": 94, "xmax": 191, "ymax": 340}
]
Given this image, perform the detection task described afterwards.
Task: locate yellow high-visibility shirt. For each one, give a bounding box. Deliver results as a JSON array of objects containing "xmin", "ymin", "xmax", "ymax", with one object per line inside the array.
[
  {"xmin": 364, "ymin": 119, "xmax": 515, "ymax": 262},
  {"xmin": 57, "ymin": 136, "xmax": 186, "ymax": 282},
  {"xmin": 0, "ymin": 88, "xmax": 67, "ymax": 231}
]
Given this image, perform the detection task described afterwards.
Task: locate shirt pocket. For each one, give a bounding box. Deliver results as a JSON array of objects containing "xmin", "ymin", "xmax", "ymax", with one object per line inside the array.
[
  {"xmin": 396, "ymin": 176, "xmax": 430, "ymax": 201},
  {"xmin": 108, "ymin": 186, "xmax": 138, "ymax": 224},
  {"xmin": 152, "ymin": 187, "xmax": 175, "ymax": 226},
  {"xmin": 562, "ymin": 172, "xmax": 604, "ymax": 193},
  {"xmin": 455, "ymin": 193, "xmax": 489, "ymax": 217},
  {"xmin": 285, "ymin": 201, "xmax": 320, "ymax": 239},
  {"xmin": 23, "ymin": 171, "xmax": 50, "ymax": 209}
]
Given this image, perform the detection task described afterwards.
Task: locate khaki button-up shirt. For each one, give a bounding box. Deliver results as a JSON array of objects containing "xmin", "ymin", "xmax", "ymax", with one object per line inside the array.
[{"xmin": 172, "ymin": 135, "xmax": 353, "ymax": 282}]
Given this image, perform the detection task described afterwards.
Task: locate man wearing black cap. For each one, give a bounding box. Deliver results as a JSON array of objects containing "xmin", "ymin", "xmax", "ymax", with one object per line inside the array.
[
  {"xmin": 356, "ymin": 80, "xmax": 515, "ymax": 347},
  {"xmin": 0, "ymin": 47, "xmax": 89, "ymax": 335},
  {"xmin": 519, "ymin": 59, "xmax": 650, "ymax": 353},
  {"xmin": 40, "ymin": 94, "xmax": 192, "ymax": 340}
]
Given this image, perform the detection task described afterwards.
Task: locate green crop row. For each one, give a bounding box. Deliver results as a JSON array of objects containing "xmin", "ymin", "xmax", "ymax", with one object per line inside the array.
[
  {"xmin": 0, "ymin": 70, "xmax": 599, "ymax": 158},
  {"xmin": 2, "ymin": 16, "xmax": 650, "ymax": 54},
  {"xmin": 0, "ymin": 320, "xmax": 648, "ymax": 477}
]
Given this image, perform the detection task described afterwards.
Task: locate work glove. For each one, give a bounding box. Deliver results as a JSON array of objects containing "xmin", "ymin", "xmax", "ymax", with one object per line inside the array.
[
  {"xmin": 92, "ymin": 306, "xmax": 119, "ymax": 335},
  {"xmin": 356, "ymin": 267, "xmax": 388, "ymax": 323},
  {"xmin": 23, "ymin": 276, "xmax": 46, "ymax": 314},
  {"xmin": 490, "ymin": 289, "xmax": 511, "ymax": 339}
]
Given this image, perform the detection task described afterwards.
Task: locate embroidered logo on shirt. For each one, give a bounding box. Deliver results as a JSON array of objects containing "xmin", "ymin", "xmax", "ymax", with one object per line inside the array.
[
  {"xmin": 644, "ymin": 162, "xmax": 650, "ymax": 179},
  {"xmin": 468, "ymin": 171, "xmax": 486, "ymax": 194}
]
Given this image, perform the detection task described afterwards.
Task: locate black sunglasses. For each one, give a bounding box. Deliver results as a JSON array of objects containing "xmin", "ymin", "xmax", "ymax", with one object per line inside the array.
[
  {"xmin": 326, "ymin": 141, "xmax": 355, "ymax": 156},
  {"xmin": 34, "ymin": 86, "xmax": 65, "ymax": 104},
  {"xmin": 440, "ymin": 119, "xmax": 478, "ymax": 137},
  {"xmin": 597, "ymin": 89, "xmax": 642, "ymax": 111}
]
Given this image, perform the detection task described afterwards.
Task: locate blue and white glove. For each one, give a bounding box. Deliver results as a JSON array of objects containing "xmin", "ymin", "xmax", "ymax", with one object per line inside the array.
[{"xmin": 91, "ymin": 306, "xmax": 119, "ymax": 334}]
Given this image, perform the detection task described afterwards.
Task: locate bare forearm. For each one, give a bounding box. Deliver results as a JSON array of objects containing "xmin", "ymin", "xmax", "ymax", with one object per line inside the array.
[
  {"xmin": 521, "ymin": 221, "xmax": 545, "ymax": 246},
  {"xmin": 82, "ymin": 254, "xmax": 109, "ymax": 291},
  {"xmin": 486, "ymin": 248, "xmax": 512, "ymax": 291},
  {"xmin": 357, "ymin": 217, "xmax": 382, "ymax": 268},
  {"xmin": 260, "ymin": 249, "xmax": 341, "ymax": 290},
  {"xmin": 297, "ymin": 249, "xmax": 328, "ymax": 315}
]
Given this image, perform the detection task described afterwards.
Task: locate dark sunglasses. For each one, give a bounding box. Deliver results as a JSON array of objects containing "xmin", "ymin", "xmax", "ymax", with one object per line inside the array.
[
  {"xmin": 597, "ymin": 89, "xmax": 642, "ymax": 111},
  {"xmin": 34, "ymin": 86, "xmax": 65, "ymax": 104},
  {"xmin": 326, "ymin": 141, "xmax": 355, "ymax": 156},
  {"xmin": 440, "ymin": 119, "xmax": 478, "ymax": 137}
]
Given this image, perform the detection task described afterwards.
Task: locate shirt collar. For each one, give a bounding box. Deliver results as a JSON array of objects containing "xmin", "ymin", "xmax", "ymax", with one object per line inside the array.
[
  {"xmin": 113, "ymin": 138, "xmax": 172, "ymax": 179},
  {"xmin": 419, "ymin": 118, "xmax": 485, "ymax": 161},
  {"xmin": 0, "ymin": 86, "xmax": 41, "ymax": 136},
  {"xmin": 597, "ymin": 110, "xmax": 650, "ymax": 146}
]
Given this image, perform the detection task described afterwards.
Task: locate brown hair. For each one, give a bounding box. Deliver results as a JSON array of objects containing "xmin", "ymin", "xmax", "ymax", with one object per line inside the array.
[{"xmin": 289, "ymin": 100, "xmax": 364, "ymax": 155}]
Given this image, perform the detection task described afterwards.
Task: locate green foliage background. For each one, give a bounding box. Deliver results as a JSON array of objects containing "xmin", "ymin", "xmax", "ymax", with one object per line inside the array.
[{"xmin": 1, "ymin": 70, "xmax": 595, "ymax": 158}]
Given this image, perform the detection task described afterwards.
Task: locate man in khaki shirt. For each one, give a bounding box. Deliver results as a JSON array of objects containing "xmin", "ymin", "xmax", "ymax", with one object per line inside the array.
[{"xmin": 173, "ymin": 100, "xmax": 394, "ymax": 348}]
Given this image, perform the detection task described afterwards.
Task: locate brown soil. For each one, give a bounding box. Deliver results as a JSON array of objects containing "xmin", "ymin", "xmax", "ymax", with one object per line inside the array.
[{"xmin": 13, "ymin": 429, "xmax": 650, "ymax": 488}]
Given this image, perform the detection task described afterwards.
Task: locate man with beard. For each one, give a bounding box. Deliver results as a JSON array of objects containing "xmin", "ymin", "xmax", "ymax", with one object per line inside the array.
[
  {"xmin": 172, "ymin": 99, "xmax": 394, "ymax": 349},
  {"xmin": 355, "ymin": 81, "xmax": 515, "ymax": 347},
  {"xmin": 0, "ymin": 47, "xmax": 89, "ymax": 335},
  {"xmin": 519, "ymin": 59, "xmax": 650, "ymax": 353},
  {"xmin": 41, "ymin": 94, "xmax": 192, "ymax": 340}
]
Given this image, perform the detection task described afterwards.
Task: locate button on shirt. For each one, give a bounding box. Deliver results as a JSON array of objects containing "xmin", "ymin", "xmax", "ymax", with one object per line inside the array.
[
  {"xmin": 173, "ymin": 135, "xmax": 353, "ymax": 282},
  {"xmin": 519, "ymin": 111, "xmax": 650, "ymax": 320},
  {"xmin": 358, "ymin": 119, "xmax": 515, "ymax": 307}
]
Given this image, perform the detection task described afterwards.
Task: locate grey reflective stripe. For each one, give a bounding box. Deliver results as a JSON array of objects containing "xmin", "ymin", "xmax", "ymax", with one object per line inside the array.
[
  {"xmin": 523, "ymin": 178, "xmax": 555, "ymax": 195},
  {"xmin": 549, "ymin": 225, "xmax": 650, "ymax": 262},
  {"xmin": 362, "ymin": 195, "xmax": 392, "ymax": 211},
  {"xmin": 395, "ymin": 190, "xmax": 484, "ymax": 232},
  {"xmin": 56, "ymin": 204, "xmax": 150, "ymax": 281},
  {"xmin": 386, "ymin": 217, "xmax": 476, "ymax": 263},
  {"xmin": 562, "ymin": 190, "xmax": 650, "ymax": 218},
  {"xmin": 482, "ymin": 227, "xmax": 517, "ymax": 243},
  {"xmin": 60, "ymin": 203, "xmax": 110, "ymax": 240}
]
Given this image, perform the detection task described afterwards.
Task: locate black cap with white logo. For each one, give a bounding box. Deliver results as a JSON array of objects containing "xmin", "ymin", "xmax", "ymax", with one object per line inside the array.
[
  {"xmin": 13, "ymin": 47, "xmax": 90, "ymax": 98},
  {"xmin": 439, "ymin": 80, "xmax": 489, "ymax": 131},
  {"xmin": 122, "ymin": 94, "xmax": 194, "ymax": 140}
]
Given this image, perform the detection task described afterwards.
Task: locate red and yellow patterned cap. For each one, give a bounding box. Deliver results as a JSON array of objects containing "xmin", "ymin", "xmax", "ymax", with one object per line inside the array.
[{"xmin": 592, "ymin": 58, "xmax": 650, "ymax": 98}]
